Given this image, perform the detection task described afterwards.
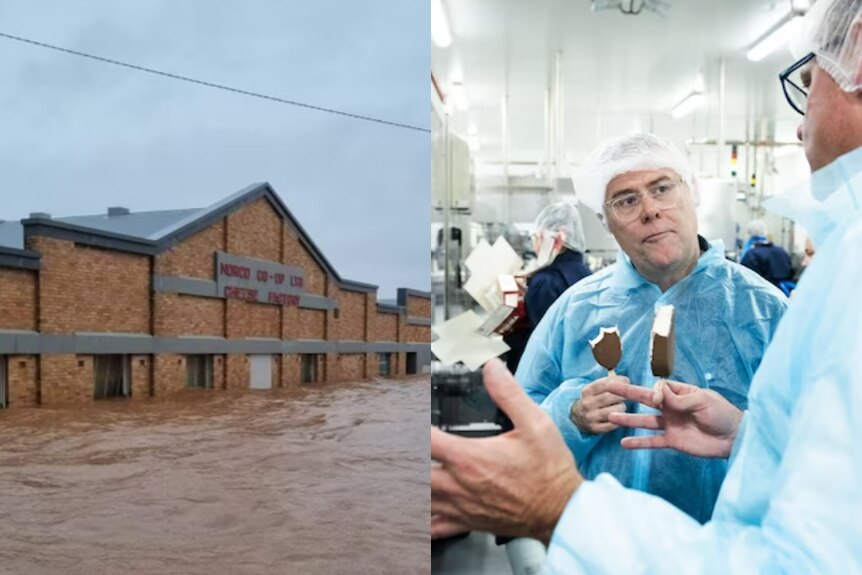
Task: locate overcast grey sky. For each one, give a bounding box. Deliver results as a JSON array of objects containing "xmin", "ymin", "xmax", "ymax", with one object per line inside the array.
[{"xmin": 0, "ymin": 0, "xmax": 428, "ymax": 299}]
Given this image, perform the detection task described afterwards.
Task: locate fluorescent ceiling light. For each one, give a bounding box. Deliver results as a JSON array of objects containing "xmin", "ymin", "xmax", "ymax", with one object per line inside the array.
[
  {"xmin": 448, "ymin": 82, "xmax": 468, "ymax": 111},
  {"xmin": 747, "ymin": 14, "xmax": 803, "ymax": 62},
  {"xmin": 671, "ymin": 92, "xmax": 704, "ymax": 119},
  {"xmin": 432, "ymin": 0, "xmax": 452, "ymax": 48}
]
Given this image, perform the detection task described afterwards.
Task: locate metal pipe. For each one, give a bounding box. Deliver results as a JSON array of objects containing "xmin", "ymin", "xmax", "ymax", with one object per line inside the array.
[
  {"xmin": 717, "ymin": 57, "xmax": 726, "ymax": 177},
  {"xmin": 443, "ymin": 112, "xmax": 452, "ymax": 320},
  {"xmin": 502, "ymin": 94, "xmax": 509, "ymax": 182},
  {"xmin": 554, "ymin": 51, "xmax": 563, "ymax": 183}
]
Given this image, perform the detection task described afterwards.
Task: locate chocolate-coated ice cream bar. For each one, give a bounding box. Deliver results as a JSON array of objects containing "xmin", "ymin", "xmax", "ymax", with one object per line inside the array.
[
  {"xmin": 650, "ymin": 305, "xmax": 675, "ymax": 378},
  {"xmin": 589, "ymin": 327, "xmax": 622, "ymax": 376}
]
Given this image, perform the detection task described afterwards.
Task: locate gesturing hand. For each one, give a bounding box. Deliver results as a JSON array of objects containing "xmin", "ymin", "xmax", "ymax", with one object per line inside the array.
[
  {"xmin": 431, "ymin": 359, "xmax": 582, "ymax": 544},
  {"xmin": 606, "ymin": 379, "xmax": 743, "ymax": 458},
  {"xmin": 569, "ymin": 375, "xmax": 629, "ymax": 434}
]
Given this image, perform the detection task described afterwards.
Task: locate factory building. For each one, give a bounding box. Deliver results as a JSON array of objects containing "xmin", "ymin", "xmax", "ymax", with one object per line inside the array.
[{"xmin": 0, "ymin": 183, "xmax": 431, "ymax": 407}]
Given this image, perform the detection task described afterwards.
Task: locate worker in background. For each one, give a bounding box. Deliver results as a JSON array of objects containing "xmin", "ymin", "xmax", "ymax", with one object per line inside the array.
[
  {"xmin": 739, "ymin": 220, "xmax": 767, "ymax": 260},
  {"xmin": 740, "ymin": 219, "xmax": 795, "ymax": 293},
  {"xmin": 503, "ymin": 202, "xmax": 591, "ymax": 372},
  {"xmin": 431, "ymin": 1, "xmax": 862, "ymax": 572},
  {"xmin": 514, "ymin": 132, "xmax": 787, "ymax": 523}
]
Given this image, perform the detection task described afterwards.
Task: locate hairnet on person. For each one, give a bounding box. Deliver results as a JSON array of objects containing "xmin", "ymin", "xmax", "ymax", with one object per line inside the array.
[
  {"xmin": 534, "ymin": 201, "xmax": 587, "ymax": 253},
  {"xmin": 571, "ymin": 132, "xmax": 700, "ymax": 224},
  {"xmin": 791, "ymin": 0, "xmax": 862, "ymax": 92},
  {"xmin": 747, "ymin": 219, "xmax": 768, "ymax": 237}
]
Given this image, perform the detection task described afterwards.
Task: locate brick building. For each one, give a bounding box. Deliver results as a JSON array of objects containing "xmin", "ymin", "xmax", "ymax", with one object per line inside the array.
[{"xmin": 0, "ymin": 183, "xmax": 431, "ymax": 407}]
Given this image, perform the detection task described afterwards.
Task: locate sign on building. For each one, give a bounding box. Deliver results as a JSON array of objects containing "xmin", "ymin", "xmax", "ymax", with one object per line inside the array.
[{"xmin": 215, "ymin": 252, "xmax": 305, "ymax": 306}]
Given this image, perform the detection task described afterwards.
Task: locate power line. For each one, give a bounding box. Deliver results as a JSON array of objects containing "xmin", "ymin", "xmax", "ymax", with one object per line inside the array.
[{"xmin": 0, "ymin": 30, "xmax": 429, "ymax": 134}]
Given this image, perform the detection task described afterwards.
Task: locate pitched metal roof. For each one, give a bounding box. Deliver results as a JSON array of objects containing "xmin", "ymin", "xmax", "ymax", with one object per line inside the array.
[
  {"xmin": 6, "ymin": 183, "xmax": 395, "ymax": 295},
  {"xmin": 61, "ymin": 208, "xmax": 201, "ymax": 239},
  {"xmin": 0, "ymin": 209, "xmax": 198, "ymax": 249}
]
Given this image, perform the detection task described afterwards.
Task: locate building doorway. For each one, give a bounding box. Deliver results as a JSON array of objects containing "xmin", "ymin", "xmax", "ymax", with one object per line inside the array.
[
  {"xmin": 301, "ymin": 354, "xmax": 319, "ymax": 384},
  {"xmin": 249, "ymin": 355, "xmax": 272, "ymax": 390},
  {"xmin": 406, "ymin": 352, "xmax": 418, "ymax": 375},
  {"xmin": 94, "ymin": 355, "xmax": 130, "ymax": 399},
  {"xmin": 186, "ymin": 355, "xmax": 213, "ymax": 389},
  {"xmin": 378, "ymin": 353, "xmax": 391, "ymax": 377}
]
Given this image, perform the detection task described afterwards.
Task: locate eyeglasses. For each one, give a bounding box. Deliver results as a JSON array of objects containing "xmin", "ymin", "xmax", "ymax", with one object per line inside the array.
[
  {"xmin": 603, "ymin": 178, "xmax": 683, "ymax": 223},
  {"xmin": 779, "ymin": 52, "xmax": 815, "ymax": 116}
]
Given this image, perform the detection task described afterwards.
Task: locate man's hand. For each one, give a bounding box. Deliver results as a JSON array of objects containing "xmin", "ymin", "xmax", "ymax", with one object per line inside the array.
[
  {"xmin": 569, "ymin": 375, "xmax": 629, "ymax": 434},
  {"xmin": 431, "ymin": 358, "xmax": 582, "ymax": 545},
  {"xmin": 606, "ymin": 379, "xmax": 743, "ymax": 458}
]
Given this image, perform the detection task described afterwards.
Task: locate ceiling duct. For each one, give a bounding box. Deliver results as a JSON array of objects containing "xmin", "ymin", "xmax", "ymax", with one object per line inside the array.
[{"xmin": 591, "ymin": 0, "xmax": 671, "ymax": 17}]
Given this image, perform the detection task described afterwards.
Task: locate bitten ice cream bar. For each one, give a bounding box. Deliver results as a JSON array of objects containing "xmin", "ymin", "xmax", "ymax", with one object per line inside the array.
[
  {"xmin": 589, "ymin": 327, "xmax": 622, "ymax": 376},
  {"xmin": 650, "ymin": 305, "xmax": 675, "ymax": 378}
]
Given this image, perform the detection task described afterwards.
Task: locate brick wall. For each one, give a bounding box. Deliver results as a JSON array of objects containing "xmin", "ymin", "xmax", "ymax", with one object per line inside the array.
[
  {"xmin": 156, "ymin": 219, "xmax": 224, "ymax": 279},
  {"xmin": 226, "ymin": 198, "xmax": 282, "ymax": 263},
  {"xmin": 337, "ymin": 353, "xmax": 365, "ymax": 382},
  {"xmin": 394, "ymin": 352, "xmax": 405, "ymax": 377},
  {"xmin": 30, "ymin": 237, "xmax": 150, "ymax": 334},
  {"xmin": 154, "ymin": 354, "xmax": 185, "ymax": 396},
  {"xmin": 333, "ymin": 290, "xmax": 366, "ymax": 341},
  {"xmin": 283, "ymin": 228, "xmax": 326, "ymax": 297},
  {"xmin": 271, "ymin": 354, "xmax": 282, "ymax": 389},
  {"xmin": 5, "ymin": 355, "xmax": 38, "ymax": 407},
  {"xmin": 155, "ymin": 293, "xmax": 225, "ymax": 336},
  {"xmin": 363, "ymin": 352, "xmax": 374, "ymax": 379},
  {"xmin": 0, "ymin": 269, "xmax": 37, "ymax": 331},
  {"xmin": 226, "ymin": 300, "xmax": 280, "ymax": 339},
  {"xmin": 281, "ymin": 354, "xmax": 300, "ymax": 388},
  {"xmin": 131, "ymin": 354, "xmax": 152, "ymax": 399},
  {"xmin": 294, "ymin": 309, "xmax": 326, "ymax": 340},
  {"xmin": 226, "ymin": 354, "xmax": 248, "ymax": 389},
  {"xmin": 323, "ymin": 353, "xmax": 336, "ymax": 382},
  {"xmin": 214, "ymin": 355, "xmax": 226, "ymax": 390},
  {"xmin": 407, "ymin": 295, "xmax": 432, "ymax": 318},
  {"xmin": 401, "ymin": 324, "xmax": 430, "ymax": 343},
  {"xmin": 41, "ymin": 354, "xmax": 89, "ymax": 405},
  {"xmin": 372, "ymin": 312, "xmax": 399, "ymax": 342}
]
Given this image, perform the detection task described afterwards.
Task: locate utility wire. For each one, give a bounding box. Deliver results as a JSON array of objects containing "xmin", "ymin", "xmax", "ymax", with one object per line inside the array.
[{"xmin": 0, "ymin": 30, "xmax": 429, "ymax": 134}]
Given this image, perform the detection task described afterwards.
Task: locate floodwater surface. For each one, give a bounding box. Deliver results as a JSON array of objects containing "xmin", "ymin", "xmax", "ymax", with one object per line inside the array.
[{"xmin": 0, "ymin": 377, "xmax": 430, "ymax": 575}]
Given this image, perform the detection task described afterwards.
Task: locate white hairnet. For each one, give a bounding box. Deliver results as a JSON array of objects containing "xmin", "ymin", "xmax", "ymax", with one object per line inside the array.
[
  {"xmin": 747, "ymin": 219, "xmax": 768, "ymax": 237},
  {"xmin": 571, "ymin": 132, "xmax": 699, "ymax": 223},
  {"xmin": 535, "ymin": 201, "xmax": 586, "ymax": 253},
  {"xmin": 790, "ymin": 0, "xmax": 862, "ymax": 92}
]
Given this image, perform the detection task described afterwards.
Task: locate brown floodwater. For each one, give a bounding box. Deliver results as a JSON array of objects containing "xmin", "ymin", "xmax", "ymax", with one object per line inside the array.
[{"xmin": 0, "ymin": 377, "xmax": 430, "ymax": 575}]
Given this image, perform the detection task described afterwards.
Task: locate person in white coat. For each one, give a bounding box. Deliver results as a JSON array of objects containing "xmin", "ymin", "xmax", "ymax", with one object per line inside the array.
[{"xmin": 431, "ymin": 1, "xmax": 862, "ymax": 572}]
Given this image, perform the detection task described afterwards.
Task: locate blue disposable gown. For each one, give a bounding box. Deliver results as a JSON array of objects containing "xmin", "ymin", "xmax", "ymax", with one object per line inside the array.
[
  {"xmin": 545, "ymin": 146, "xmax": 862, "ymax": 574},
  {"xmin": 516, "ymin": 237, "xmax": 787, "ymax": 523}
]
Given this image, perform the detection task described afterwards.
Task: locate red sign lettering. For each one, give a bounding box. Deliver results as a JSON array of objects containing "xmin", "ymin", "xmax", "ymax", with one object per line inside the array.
[
  {"xmin": 220, "ymin": 262, "xmax": 251, "ymax": 279},
  {"xmin": 268, "ymin": 292, "xmax": 300, "ymax": 306},
  {"xmin": 225, "ymin": 286, "xmax": 259, "ymax": 301}
]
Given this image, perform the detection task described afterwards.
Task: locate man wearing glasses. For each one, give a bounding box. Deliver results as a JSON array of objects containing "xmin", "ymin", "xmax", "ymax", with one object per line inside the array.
[
  {"xmin": 513, "ymin": 132, "xmax": 787, "ymax": 524},
  {"xmin": 432, "ymin": 0, "xmax": 862, "ymax": 572}
]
